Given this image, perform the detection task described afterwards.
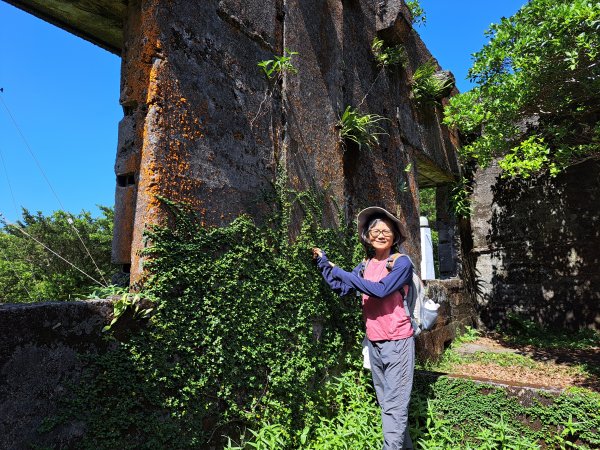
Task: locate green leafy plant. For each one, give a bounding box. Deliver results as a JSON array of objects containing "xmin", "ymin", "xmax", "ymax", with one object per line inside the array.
[
  {"xmin": 303, "ymin": 369, "xmax": 382, "ymax": 449},
  {"xmin": 450, "ymin": 176, "xmax": 473, "ymax": 218},
  {"xmin": 396, "ymin": 165, "xmax": 413, "ymax": 193},
  {"xmin": 228, "ymin": 369, "xmax": 600, "ymax": 449},
  {"xmin": 252, "ymin": 49, "xmax": 299, "ymax": 127},
  {"xmin": 499, "ymin": 135, "xmax": 560, "ymax": 178},
  {"xmin": 258, "ymin": 48, "xmax": 299, "ymax": 79},
  {"xmin": 406, "ymin": 0, "xmax": 426, "ymax": 26},
  {"xmin": 411, "ymin": 59, "xmax": 454, "ymax": 106},
  {"xmin": 55, "ymin": 177, "xmax": 362, "ymax": 448},
  {"xmin": 371, "ymin": 37, "xmax": 407, "ymax": 68},
  {"xmin": 338, "ymin": 105, "xmax": 388, "ymax": 150},
  {"xmin": 412, "ymin": 377, "xmax": 600, "ymax": 449},
  {"xmin": 225, "ymin": 423, "xmax": 289, "ymax": 449},
  {"xmin": 87, "ymin": 284, "xmax": 128, "ymax": 299},
  {"xmin": 102, "ymin": 291, "xmax": 156, "ymax": 332}
]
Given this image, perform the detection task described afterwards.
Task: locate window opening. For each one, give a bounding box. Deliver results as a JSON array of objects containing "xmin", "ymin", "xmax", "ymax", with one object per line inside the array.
[
  {"xmin": 418, "ymin": 187, "xmax": 439, "ymax": 279},
  {"xmin": 117, "ymin": 173, "xmax": 136, "ymax": 187}
]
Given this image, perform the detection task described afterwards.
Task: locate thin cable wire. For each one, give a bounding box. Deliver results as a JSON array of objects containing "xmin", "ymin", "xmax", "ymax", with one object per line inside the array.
[
  {"xmin": 0, "ymin": 145, "xmax": 34, "ymax": 300},
  {"xmin": 0, "ymin": 213, "xmax": 106, "ymax": 287},
  {"xmin": 0, "ymin": 145, "xmax": 20, "ymax": 217},
  {"xmin": 0, "ymin": 94, "xmax": 110, "ymax": 286},
  {"xmin": 0, "ymin": 244, "xmax": 35, "ymax": 301}
]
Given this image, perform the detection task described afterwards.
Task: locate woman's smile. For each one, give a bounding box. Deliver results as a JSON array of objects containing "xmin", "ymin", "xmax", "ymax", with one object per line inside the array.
[{"xmin": 368, "ymin": 221, "xmax": 395, "ymax": 257}]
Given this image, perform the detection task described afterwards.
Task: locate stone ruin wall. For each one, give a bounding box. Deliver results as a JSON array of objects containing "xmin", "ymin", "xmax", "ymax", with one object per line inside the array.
[
  {"xmin": 0, "ymin": 285, "xmax": 473, "ymax": 448},
  {"xmin": 0, "ymin": 301, "xmax": 113, "ymax": 448},
  {"xmin": 0, "ymin": 2, "xmax": 477, "ymax": 446},
  {"xmin": 111, "ymin": 0, "xmax": 462, "ymax": 280},
  {"xmin": 470, "ymin": 159, "xmax": 600, "ymax": 331}
]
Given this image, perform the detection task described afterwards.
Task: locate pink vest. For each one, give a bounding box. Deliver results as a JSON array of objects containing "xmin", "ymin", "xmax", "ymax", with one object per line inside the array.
[{"xmin": 362, "ymin": 258, "xmax": 413, "ymax": 341}]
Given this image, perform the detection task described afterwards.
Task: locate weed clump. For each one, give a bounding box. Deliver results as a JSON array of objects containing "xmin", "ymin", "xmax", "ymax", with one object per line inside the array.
[{"xmin": 337, "ymin": 106, "xmax": 388, "ymax": 150}]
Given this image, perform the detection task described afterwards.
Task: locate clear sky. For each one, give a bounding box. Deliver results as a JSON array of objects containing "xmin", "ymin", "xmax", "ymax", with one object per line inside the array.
[{"xmin": 0, "ymin": 1, "xmax": 526, "ymax": 224}]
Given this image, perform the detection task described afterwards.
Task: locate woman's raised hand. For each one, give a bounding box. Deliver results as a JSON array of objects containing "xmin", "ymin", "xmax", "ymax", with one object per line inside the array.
[{"xmin": 312, "ymin": 247, "xmax": 323, "ymax": 259}]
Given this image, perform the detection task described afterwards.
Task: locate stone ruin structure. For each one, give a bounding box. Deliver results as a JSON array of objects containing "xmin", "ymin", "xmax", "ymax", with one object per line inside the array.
[
  {"xmin": 5, "ymin": 0, "xmax": 463, "ymax": 281},
  {"xmin": 1, "ymin": 0, "xmax": 481, "ymax": 446},
  {"xmin": 471, "ymin": 159, "xmax": 600, "ymax": 331}
]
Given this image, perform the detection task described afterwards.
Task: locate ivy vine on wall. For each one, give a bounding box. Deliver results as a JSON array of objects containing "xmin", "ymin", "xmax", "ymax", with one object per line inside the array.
[{"xmin": 53, "ymin": 179, "xmax": 363, "ymax": 448}]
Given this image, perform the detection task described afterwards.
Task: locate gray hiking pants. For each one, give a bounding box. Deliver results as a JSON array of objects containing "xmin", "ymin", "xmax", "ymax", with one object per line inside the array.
[{"xmin": 368, "ymin": 337, "xmax": 415, "ymax": 450}]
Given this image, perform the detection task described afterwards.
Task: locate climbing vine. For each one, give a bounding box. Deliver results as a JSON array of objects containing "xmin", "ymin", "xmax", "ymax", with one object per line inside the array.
[{"xmin": 54, "ymin": 179, "xmax": 363, "ymax": 449}]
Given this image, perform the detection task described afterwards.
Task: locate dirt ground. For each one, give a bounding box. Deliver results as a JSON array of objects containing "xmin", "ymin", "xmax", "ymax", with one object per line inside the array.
[{"xmin": 449, "ymin": 335, "xmax": 600, "ymax": 392}]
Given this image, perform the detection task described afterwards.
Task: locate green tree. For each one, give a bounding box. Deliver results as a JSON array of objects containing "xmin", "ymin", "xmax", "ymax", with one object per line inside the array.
[
  {"xmin": 0, "ymin": 207, "xmax": 115, "ymax": 302},
  {"xmin": 444, "ymin": 0, "xmax": 600, "ymax": 178}
]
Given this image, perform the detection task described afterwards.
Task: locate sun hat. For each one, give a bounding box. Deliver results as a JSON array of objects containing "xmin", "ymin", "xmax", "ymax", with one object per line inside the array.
[{"xmin": 357, "ymin": 206, "xmax": 406, "ymax": 245}]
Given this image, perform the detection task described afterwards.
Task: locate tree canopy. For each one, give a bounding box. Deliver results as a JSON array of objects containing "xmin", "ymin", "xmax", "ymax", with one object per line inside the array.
[
  {"xmin": 0, "ymin": 207, "xmax": 115, "ymax": 302},
  {"xmin": 444, "ymin": 0, "xmax": 600, "ymax": 178}
]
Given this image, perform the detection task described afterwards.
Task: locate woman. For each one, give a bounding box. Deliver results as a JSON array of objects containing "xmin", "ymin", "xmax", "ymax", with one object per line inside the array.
[{"xmin": 313, "ymin": 206, "xmax": 414, "ymax": 450}]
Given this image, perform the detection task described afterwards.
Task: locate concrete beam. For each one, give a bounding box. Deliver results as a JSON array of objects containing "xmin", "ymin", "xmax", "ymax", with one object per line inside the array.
[
  {"xmin": 3, "ymin": 0, "xmax": 125, "ymax": 54},
  {"xmin": 415, "ymin": 153, "xmax": 457, "ymax": 188}
]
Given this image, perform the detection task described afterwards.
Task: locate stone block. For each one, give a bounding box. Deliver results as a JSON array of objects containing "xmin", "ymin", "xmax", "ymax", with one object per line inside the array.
[
  {"xmin": 416, "ymin": 279, "xmax": 477, "ymax": 360},
  {"xmin": 0, "ymin": 300, "xmax": 113, "ymax": 449},
  {"xmin": 471, "ymin": 159, "xmax": 600, "ymax": 330}
]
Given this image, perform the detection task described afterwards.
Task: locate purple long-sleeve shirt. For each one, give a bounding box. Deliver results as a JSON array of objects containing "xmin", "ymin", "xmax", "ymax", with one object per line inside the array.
[
  {"xmin": 317, "ymin": 254, "xmax": 413, "ymax": 341},
  {"xmin": 316, "ymin": 252, "xmax": 414, "ymax": 340},
  {"xmin": 315, "ymin": 253, "xmax": 413, "ymax": 298}
]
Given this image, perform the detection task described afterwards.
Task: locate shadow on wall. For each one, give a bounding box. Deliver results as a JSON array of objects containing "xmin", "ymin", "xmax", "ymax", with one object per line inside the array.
[{"xmin": 483, "ymin": 160, "xmax": 600, "ymax": 330}]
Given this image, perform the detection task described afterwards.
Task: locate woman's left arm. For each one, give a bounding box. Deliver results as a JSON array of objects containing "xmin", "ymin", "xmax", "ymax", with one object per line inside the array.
[{"xmin": 331, "ymin": 256, "xmax": 412, "ymax": 298}]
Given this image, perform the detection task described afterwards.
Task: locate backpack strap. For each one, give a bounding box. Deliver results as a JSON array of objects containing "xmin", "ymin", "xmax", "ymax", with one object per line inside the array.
[
  {"xmin": 385, "ymin": 253, "xmax": 405, "ymax": 272},
  {"xmin": 358, "ymin": 257, "xmax": 368, "ymax": 277},
  {"xmin": 385, "ymin": 253, "xmax": 411, "ymax": 300}
]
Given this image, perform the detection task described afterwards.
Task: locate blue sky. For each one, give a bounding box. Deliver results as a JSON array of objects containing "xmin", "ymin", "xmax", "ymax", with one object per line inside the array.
[{"xmin": 0, "ymin": 1, "xmax": 526, "ymax": 224}]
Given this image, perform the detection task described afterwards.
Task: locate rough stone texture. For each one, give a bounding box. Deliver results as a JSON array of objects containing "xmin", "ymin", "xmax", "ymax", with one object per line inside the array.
[
  {"xmin": 471, "ymin": 159, "xmax": 600, "ymax": 330},
  {"xmin": 107, "ymin": 0, "xmax": 462, "ymax": 280},
  {"xmin": 5, "ymin": 0, "xmax": 125, "ymax": 54},
  {"xmin": 0, "ymin": 300, "xmax": 113, "ymax": 449},
  {"xmin": 416, "ymin": 278, "xmax": 477, "ymax": 360},
  {"xmin": 8, "ymin": 1, "xmax": 462, "ymax": 278}
]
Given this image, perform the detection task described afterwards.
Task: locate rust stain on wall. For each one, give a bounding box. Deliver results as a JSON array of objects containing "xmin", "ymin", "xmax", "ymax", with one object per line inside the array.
[{"xmin": 113, "ymin": 0, "xmax": 461, "ymax": 282}]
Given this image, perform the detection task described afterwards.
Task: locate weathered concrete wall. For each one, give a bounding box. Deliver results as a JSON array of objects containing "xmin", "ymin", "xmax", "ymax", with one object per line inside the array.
[
  {"xmin": 0, "ymin": 300, "xmax": 113, "ymax": 449},
  {"xmin": 4, "ymin": 0, "xmax": 125, "ymax": 53},
  {"xmin": 417, "ymin": 278, "xmax": 477, "ymax": 359},
  {"xmin": 6, "ymin": 0, "xmax": 462, "ymax": 279},
  {"xmin": 110, "ymin": 0, "xmax": 461, "ymax": 280},
  {"xmin": 471, "ymin": 159, "xmax": 600, "ymax": 330}
]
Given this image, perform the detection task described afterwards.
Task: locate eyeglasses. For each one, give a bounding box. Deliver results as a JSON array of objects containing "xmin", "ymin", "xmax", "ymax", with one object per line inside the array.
[{"xmin": 369, "ymin": 229, "xmax": 393, "ymax": 238}]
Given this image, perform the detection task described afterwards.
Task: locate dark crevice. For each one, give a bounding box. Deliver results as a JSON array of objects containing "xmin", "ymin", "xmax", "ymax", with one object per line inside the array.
[{"xmin": 117, "ymin": 173, "xmax": 136, "ymax": 187}]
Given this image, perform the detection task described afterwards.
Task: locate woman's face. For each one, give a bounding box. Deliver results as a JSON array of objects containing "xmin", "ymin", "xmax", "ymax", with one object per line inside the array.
[{"xmin": 368, "ymin": 219, "xmax": 395, "ymax": 253}]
